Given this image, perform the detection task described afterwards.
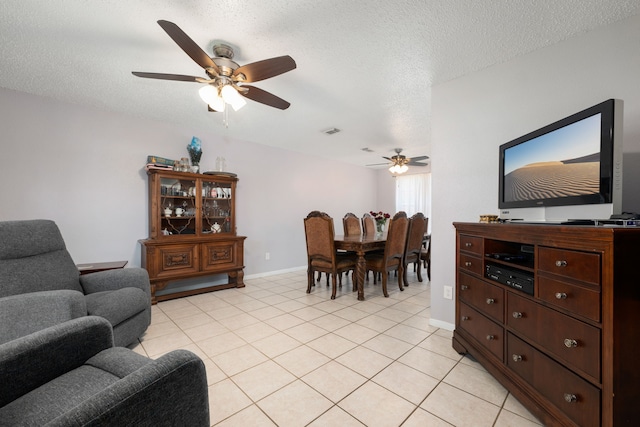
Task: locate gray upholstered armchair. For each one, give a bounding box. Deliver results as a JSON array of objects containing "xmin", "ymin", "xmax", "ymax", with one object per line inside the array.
[
  {"xmin": 0, "ymin": 219, "xmax": 150, "ymax": 347},
  {"xmin": 0, "ymin": 314, "xmax": 209, "ymax": 426}
]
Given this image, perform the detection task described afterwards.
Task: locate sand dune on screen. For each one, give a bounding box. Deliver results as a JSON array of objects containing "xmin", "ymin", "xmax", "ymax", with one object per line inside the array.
[{"xmin": 504, "ymin": 161, "xmax": 599, "ymax": 202}]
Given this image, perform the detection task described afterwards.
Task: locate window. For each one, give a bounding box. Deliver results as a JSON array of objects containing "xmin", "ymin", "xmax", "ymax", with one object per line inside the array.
[{"xmin": 395, "ymin": 173, "xmax": 431, "ymax": 230}]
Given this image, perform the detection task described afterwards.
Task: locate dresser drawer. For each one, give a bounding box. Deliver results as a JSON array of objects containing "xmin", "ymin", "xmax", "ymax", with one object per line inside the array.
[
  {"xmin": 538, "ymin": 276, "xmax": 601, "ymax": 322},
  {"xmin": 507, "ymin": 292, "xmax": 601, "ymax": 380},
  {"xmin": 155, "ymin": 243, "xmax": 199, "ymax": 277},
  {"xmin": 459, "ymin": 302, "xmax": 503, "ymax": 361},
  {"xmin": 459, "ymin": 272, "xmax": 504, "ymax": 322},
  {"xmin": 459, "ymin": 234, "xmax": 483, "ymax": 256},
  {"xmin": 459, "ymin": 253, "xmax": 483, "ymax": 276},
  {"xmin": 538, "ymin": 247, "xmax": 601, "ymax": 286},
  {"xmin": 201, "ymin": 239, "xmax": 243, "ymax": 272},
  {"xmin": 507, "ymin": 333, "xmax": 600, "ymax": 427}
]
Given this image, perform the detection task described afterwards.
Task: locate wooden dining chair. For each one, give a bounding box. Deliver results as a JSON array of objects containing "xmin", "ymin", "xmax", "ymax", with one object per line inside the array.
[
  {"xmin": 361, "ymin": 212, "xmax": 385, "ymax": 282},
  {"xmin": 362, "ymin": 212, "xmax": 376, "ymax": 236},
  {"xmin": 420, "ymin": 231, "xmax": 431, "ymax": 281},
  {"xmin": 364, "ymin": 211, "xmax": 409, "ymax": 297},
  {"xmin": 413, "ymin": 217, "xmax": 430, "ymax": 281},
  {"xmin": 304, "ymin": 211, "xmax": 356, "ymax": 299},
  {"xmin": 343, "ymin": 212, "xmax": 362, "ymax": 236},
  {"xmin": 403, "ymin": 212, "xmax": 427, "ymax": 287},
  {"xmin": 316, "ymin": 212, "xmax": 359, "ymax": 285}
]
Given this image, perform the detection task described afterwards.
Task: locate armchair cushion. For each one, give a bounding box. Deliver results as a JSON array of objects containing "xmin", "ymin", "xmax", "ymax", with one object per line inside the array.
[
  {"xmin": 0, "ymin": 251, "xmax": 82, "ymax": 296},
  {"xmin": 0, "ymin": 290, "xmax": 86, "ymax": 345},
  {"xmin": 79, "ymin": 268, "xmax": 150, "ymax": 298},
  {"xmin": 85, "ymin": 288, "xmax": 149, "ymax": 327},
  {"xmin": 0, "ymin": 317, "xmax": 209, "ymax": 426},
  {"xmin": 0, "ymin": 316, "xmax": 114, "ymax": 408}
]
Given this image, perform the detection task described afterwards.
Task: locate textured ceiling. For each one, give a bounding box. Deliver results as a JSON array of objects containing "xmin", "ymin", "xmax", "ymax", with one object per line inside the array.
[{"xmin": 2, "ymin": 1, "xmax": 640, "ymax": 167}]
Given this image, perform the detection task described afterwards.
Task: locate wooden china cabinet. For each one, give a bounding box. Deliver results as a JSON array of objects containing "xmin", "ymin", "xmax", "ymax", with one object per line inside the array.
[
  {"xmin": 453, "ymin": 222, "xmax": 640, "ymax": 426},
  {"xmin": 140, "ymin": 169, "xmax": 245, "ymax": 303}
]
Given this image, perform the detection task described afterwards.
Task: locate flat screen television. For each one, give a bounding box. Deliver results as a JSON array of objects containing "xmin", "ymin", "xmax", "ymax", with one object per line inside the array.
[{"xmin": 499, "ymin": 99, "xmax": 623, "ymax": 222}]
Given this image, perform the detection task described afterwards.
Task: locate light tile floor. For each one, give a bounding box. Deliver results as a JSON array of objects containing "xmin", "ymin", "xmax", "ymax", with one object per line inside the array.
[{"xmin": 130, "ymin": 269, "xmax": 542, "ymax": 427}]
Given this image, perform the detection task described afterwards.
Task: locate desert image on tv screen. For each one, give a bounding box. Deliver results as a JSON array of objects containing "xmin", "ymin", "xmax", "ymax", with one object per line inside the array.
[{"xmin": 503, "ymin": 114, "xmax": 601, "ymax": 203}]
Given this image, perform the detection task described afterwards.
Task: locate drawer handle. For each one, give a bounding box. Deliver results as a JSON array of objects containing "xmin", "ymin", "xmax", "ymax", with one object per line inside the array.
[
  {"xmin": 486, "ymin": 298, "xmax": 495, "ymax": 305},
  {"xmin": 564, "ymin": 393, "xmax": 577, "ymax": 403},
  {"xmin": 465, "ymin": 242, "xmax": 472, "ymax": 248},
  {"xmin": 512, "ymin": 312, "xmax": 523, "ymax": 319},
  {"xmin": 555, "ymin": 260, "xmax": 568, "ymax": 267},
  {"xmin": 486, "ymin": 335, "xmax": 495, "ymax": 341},
  {"xmin": 564, "ymin": 339, "xmax": 578, "ymax": 348},
  {"xmin": 464, "ymin": 261, "xmax": 472, "ymax": 267},
  {"xmin": 461, "ymin": 316, "xmax": 469, "ymax": 321},
  {"xmin": 461, "ymin": 285, "xmax": 469, "ymax": 291},
  {"xmin": 512, "ymin": 354, "xmax": 523, "ymax": 362},
  {"xmin": 555, "ymin": 292, "xmax": 568, "ymax": 300}
]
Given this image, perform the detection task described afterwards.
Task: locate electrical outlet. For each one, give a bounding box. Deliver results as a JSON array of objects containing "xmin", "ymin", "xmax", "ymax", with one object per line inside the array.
[
  {"xmin": 265, "ymin": 252, "xmax": 270, "ymax": 260},
  {"xmin": 444, "ymin": 286, "xmax": 453, "ymax": 300}
]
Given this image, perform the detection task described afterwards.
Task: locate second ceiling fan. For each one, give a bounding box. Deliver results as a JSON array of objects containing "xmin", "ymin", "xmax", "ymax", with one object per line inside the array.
[
  {"xmin": 132, "ymin": 20, "xmax": 296, "ymax": 112},
  {"xmin": 368, "ymin": 148, "xmax": 429, "ymax": 174}
]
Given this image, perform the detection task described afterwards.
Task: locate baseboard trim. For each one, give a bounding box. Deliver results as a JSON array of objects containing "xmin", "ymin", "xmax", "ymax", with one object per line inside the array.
[{"xmin": 429, "ymin": 318, "xmax": 455, "ymax": 331}]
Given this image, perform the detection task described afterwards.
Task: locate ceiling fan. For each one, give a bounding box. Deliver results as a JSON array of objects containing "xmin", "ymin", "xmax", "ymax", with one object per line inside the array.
[
  {"xmin": 132, "ymin": 20, "xmax": 296, "ymax": 112},
  {"xmin": 367, "ymin": 148, "xmax": 429, "ymax": 174}
]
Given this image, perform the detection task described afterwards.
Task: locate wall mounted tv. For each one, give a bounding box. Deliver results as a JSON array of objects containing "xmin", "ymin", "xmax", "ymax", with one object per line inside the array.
[{"xmin": 499, "ymin": 99, "xmax": 623, "ymax": 222}]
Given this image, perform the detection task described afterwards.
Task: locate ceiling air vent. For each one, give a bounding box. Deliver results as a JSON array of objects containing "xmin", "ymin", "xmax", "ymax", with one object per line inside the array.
[
  {"xmin": 322, "ymin": 127, "xmax": 341, "ymax": 135},
  {"xmin": 361, "ymin": 147, "xmax": 374, "ymax": 152}
]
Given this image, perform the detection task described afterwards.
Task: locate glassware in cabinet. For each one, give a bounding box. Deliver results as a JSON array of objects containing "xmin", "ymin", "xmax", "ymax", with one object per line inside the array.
[
  {"xmin": 159, "ymin": 176, "xmax": 197, "ymax": 235},
  {"xmin": 201, "ymin": 179, "xmax": 234, "ymax": 234}
]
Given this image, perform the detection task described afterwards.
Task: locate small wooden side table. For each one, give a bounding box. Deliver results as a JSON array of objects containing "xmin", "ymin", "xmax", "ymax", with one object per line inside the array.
[{"xmin": 76, "ymin": 261, "xmax": 128, "ymax": 275}]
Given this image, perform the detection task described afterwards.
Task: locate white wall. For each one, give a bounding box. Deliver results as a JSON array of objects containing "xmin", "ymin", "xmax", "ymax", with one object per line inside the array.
[
  {"xmin": 0, "ymin": 88, "xmax": 377, "ymax": 278},
  {"xmin": 430, "ymin": 14, "xmax": 640, "ymax": 327}
]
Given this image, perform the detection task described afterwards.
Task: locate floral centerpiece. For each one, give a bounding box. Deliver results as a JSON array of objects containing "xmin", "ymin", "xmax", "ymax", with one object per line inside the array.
[
  {"xmin": 370, "ymin": 211, "xmax": 390, "ymax": 233},
  {"xmin": 187, "ymin": 136, "xmax": 202, "ymax": 172}
]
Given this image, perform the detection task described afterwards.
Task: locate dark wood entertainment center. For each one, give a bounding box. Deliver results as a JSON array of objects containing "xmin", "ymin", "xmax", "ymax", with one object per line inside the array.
[{"xmin": 453, "ymin": 222, "xmax": 640, "ymax": 427}]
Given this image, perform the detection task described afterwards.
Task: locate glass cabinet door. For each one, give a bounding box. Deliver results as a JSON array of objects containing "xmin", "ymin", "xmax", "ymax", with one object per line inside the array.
[
  {"xmin": 159, "ymin": 177, "xmax": 198, "ymax": 236},
  {"xmin": 201, "ymin": 180, "xmax": 233, "ymax": 234}
]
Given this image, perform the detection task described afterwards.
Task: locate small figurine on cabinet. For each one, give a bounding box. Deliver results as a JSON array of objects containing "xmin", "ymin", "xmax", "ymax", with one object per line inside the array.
[
  {"xmin": 211, "ymin": 222, "xmax": 222, "ymax": 233},
  {"xmin": 164, "ymin": 207, "xmax": 172, "ymax": 217}
]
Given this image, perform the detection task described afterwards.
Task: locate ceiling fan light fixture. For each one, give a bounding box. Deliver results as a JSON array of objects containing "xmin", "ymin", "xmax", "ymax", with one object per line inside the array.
[
  {"xmin": 198, "ymin": 84, "xmax": 217, "ymax": 103},
  {"xmin": 221, "ymin": 84, "xmax": 246, "ymax": 111},
  {"xmin": 210, "ymin": 96, "xmax": 226, "ymax": 112},
  {"xmin": 389, "ymin": 164, "xmax": 409, "ymax": 174},
  {"xmin": 199, "ymin": 85, "xmax": 225, "ymax": 111}
]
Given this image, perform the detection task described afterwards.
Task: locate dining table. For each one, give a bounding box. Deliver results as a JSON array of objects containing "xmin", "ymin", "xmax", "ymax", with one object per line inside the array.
[{"xmin": 334, "ymin": 233, "xmax": 386, "ymax": 300}]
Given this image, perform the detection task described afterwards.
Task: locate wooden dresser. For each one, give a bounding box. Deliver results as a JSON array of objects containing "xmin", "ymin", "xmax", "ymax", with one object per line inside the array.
[{"xmin": 453, "ymin": 222, "xmax": 640, "ymax": 426}]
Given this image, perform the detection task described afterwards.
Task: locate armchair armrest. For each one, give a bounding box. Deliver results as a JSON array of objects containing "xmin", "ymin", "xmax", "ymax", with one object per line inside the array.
[
  {"xmin": 80, "ymin": 268, "xmax": 150, "ymax": 300},
  {"xmin": 0, "ymin": 290, "xmax": 87, "ymax": 345},
  {"xmin": 47, "ymin": 349, "xmax": 210, "ymax": 427},
  {"xmin": 0, "ymin": 316, "xmax": 113, "ymax": 407}
]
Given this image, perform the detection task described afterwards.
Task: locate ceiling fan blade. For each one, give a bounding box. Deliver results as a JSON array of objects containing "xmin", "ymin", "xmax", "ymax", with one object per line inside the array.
[
  {"xmin": 234, "ymin": 56, "xmax": 296, "ymax": 83},
  {"xmin": 407, "ymin": 161, "xmax": 429, "ymax": 166},
  {"xmin": 157, "ymin": 20, "xmax": 219, "ymax": 74},
  {"xmin": 207, "ymin": 105, "xmax": 220, "ymax": 113},
  {"xmin": 382, "ymin": 156, "xmax": 393, "ymax": 161},
  {"xmin": 367, "ymin": 162, "xmax": 391, "ymax": 166},
  {"xmin": 132, "ymin": 71, "xmax": 201, "ymax": 82},
  {"xmin": 240, "ymin": 85, "xmax": 290, "ymax": 110},
  {"xmin": 408, "ymin": 155, "xmax": 429, "ymax": 161}
]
